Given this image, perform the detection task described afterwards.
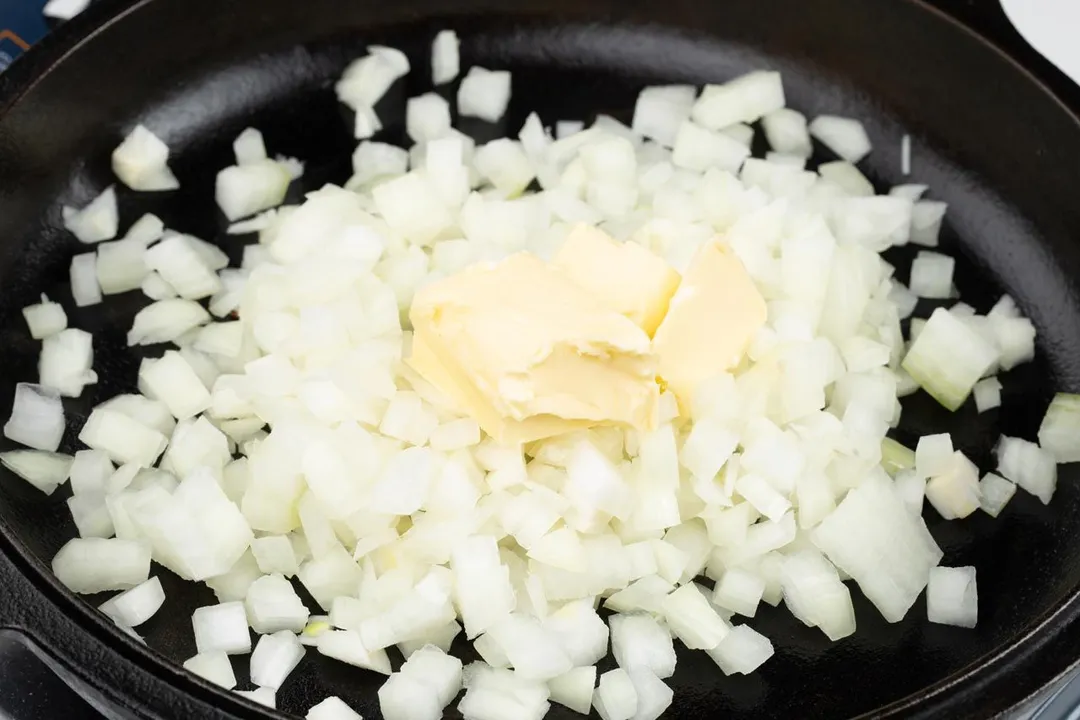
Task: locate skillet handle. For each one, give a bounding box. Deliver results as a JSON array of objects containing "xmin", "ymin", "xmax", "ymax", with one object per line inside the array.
[
  {"xmin": 0, "ymin": 542, "xmax": 124, "ymax": 720},
  {"xmin": 0, "ymin": 630, "xmax": 112, "ymax": 720},
  {"xmin": 1027, "ymin": 670, "xmax": 1080, "ymax": 720}
]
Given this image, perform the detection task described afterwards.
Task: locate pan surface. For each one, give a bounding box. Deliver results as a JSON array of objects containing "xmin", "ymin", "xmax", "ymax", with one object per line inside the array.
[{"xmin": 2, "ymin": 0, "xmax": 1080, "ymax": 717}]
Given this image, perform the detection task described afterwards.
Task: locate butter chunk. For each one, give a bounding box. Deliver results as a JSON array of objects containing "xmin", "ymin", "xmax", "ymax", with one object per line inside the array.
[
  {"xmin": 653, "ymin": 240, "xmax": 767, "ymax": 405},
  {"xmin": 554, "ymin": 224, "xmax": 681, "ymax": 336},
  {"xmin": 409, "ymin": 253, "xmax": 660, "ymax": 445}
]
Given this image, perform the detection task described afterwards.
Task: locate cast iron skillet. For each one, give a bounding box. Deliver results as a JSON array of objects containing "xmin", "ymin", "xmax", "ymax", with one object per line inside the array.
[{"xmin": 2, "ymin": 0, "xmax": 1080, "ymax": 717}]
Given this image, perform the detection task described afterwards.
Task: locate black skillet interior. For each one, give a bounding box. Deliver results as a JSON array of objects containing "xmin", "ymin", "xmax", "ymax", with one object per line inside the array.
[{"xmin": 3, "ymin": 0, "xmax": 1080, "ymax": 718}]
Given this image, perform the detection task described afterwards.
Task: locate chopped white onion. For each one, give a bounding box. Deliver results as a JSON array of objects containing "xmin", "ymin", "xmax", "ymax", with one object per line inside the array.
[
  {"xmin": 63, "ymin": 186, "xmax": 119, "ymax": 244},
  {"xmin": 306, "ymin": 696, "xmax": 365, "ymax": 720},
  {"xmin": 99, "ymin": 576, "xmax": 165, "ymax": 627},
  {"xmin": 808, "ymin": 115, "xmax": 872, "ymax": 163},
  {"xmin": 973, "ymin": 377, "xmax": 1002, "ymax": 413},
  {"xmin": 40, "ymin": 328, "xmax": 96, "ymax": 397},
  {"xmin": 927, "ymin": 566, "xmax": 977, "ymax": 628},
  {"xmin": 22, "ymin": 296, "xmax": 67, "ymax": 339},
  {"xmin": 70, "ymin": 252, "xmax": 103, "ymax": 307},
  {"xmin": 432, "ymin": 30, "xmax": 460, "ymax": 85},
  {"xmin": 5, "ymin": 383, "xmax": 64, "ymax": 451},
  {"xmin": 112, "ymin": 125, "xmax": 179, "ymax": 191},
  {"xmin": 52, "ymin": 537, "xmax": 150, "ymax": 593},
  {"xmin": 457, "ymin": 67, "xmax": 512, "ymax": 122},
  {"xmin": 902, "ymin": 308, "xmax": 1000, "ymax": 411},
  {"xmin": 183, "ymin": 651, "xmax": 237, "ymax": 689},
  {"xmin": 192, "ymin": 601, "xmax": 252, "ymax": 655},
  {"xmin": 250, "ymin": 630, "xmax": 305, "ymax": 690},
  {"xmin": 235, "ymin": 687, "xmax": 276, "ymax": 708},
  {"xmin": 1, "ymin": 449, "xmax": 73, "ymax": 494},
  {"xmin": 996, "ymin": 435, "xmax": 1056, "ymax": 504},
  {"xmin": 1038, "ymin": 392, "xmax": 1080, "ymax": 462},
  {"xmin": 691, "ymin": 71, "xmax": 784, "ymax": 130},
  {"xmin": 979, "ymin": 472, "xmax": 1016, "ymax": 518}
]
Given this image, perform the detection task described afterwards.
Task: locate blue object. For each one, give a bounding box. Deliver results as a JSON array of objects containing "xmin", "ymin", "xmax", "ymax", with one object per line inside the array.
[{"xmin": 0, "ymin": 0, "xmax": 49, "ymax": 71}]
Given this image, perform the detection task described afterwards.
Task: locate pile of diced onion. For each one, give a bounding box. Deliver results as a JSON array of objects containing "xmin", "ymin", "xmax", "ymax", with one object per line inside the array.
[{"xmin": 5, "ymin": 28, "xmax": 1080, "ymax": 720}]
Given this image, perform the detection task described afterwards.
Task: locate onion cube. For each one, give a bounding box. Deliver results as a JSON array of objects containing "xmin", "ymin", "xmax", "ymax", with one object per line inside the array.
[
  {"xmin": 63, "ymin": 186, "xmax": 119, "ymax": 244},
  {"xmin": 909, "ymin": 251, "xmax": 954, "ymax": 299},
  {"xmin": 706, "ymin": 625, "xmax": 774, "ymax": 675},
  {"xmin": 401, "ymin": 645, "xmax": 463, "ymax": 707},
  {"xmin": 70, "ymin": 253, "xmax": 103, "ymax": 307},
  {"xmin": 432, "ymin": 30, "xmax": 460, "ymax": 85},
  {"xmin": 215, "ymin": 160, "xmax": 292, "ymax": 222},
  {"xmin": 52, "ymin": 537, "xmax": 150, "ymax": 593},
  {"xmin": 762, "ymin": 108, "xmax": 812, "ymax": 157},
  {"xmin": 138, "ymin": 351, "xmax": 211, "ymax": 420},
  {"xmin": 735, "ymin": 474, "xmax": 791, "ymax": 522},
  {"xmin": 487, "ymin": 613, "xmax": 572, "ymax": 681},
  {"xmin": 808, "ymin": 115, "xmax": 872, "ymax": 163},
  {"xmin": 128, "ymin": 299, "xmax": 211, "ymax": 346},
  {"xmin": 632, "ymin": 85, "xmax": 696, "ymax": 148},
  {"xmin": 99, "ymin": 576, "xmax": 165, "ymax": 627},
  {"xmin": 5, "ymin": 383, "xmax": 64, "ymax": 452},
  {"xmin": 979, "ymin": 472, "xmax": 1016, "ymax": 518},
  {"xmin": 609, "ymin": 614, "xmax": 675, "ymax": 679},
  {"xmin": 193, "ymin": 601, "xmax": 251, "ymax": 655},
  {"xmin": 235, "ymin": 687, "xmax": 276, "ymax": 708},
  {"xmin": 691, "ymin": 71, "xmax": 784, "ymax": 130},
  {"xmin": 251, "ymin": 535, "xmax": 299, "ymax": 577},
  {"xmin": 145, "ymin": 234, "xmax": 223, "ymax": 300},
  {"xmin": 407, "ymin": 92, "xmax": 452, "ymax": 144},
  {"xmin": 672, "ymin": 120, "xmax": 750, "ymax": 174},
  {"xmin": 626, "ymin": 667, "xmax": 672, "ymax": 720},
  {"xmin": 317, "ymin": 630, "xmax": 392, "ymax": 674},
  {"xmin": 549, "ymin": 666, "xmax": 596, "ymax": 715},
  {"xmin": 1038, "ymin": 393, "xmax": 1080, "ymax": 462},
  {"xmin": 112, "ymin": 125, "xmax": 179, "ymax": 191},
  {"xmin": 306, "ymin": 696, "xmax": 365, "ymax": 720},
  {"xmin": 902, "ymin": 308, "xmax": 1000, "ymax": 411},
  {"xmin": 661, "ymin": 583, "xmax": 731, "ymax": 650},
  {"xmin": 250, "ymin": 630, "xmax": 305, "ymax": 690},
  {"xmin": 67, "ymin": 494, "xmax": 115, "ymax": 538},
  {"xmin": 380, "ymin": 673, "xmax": 442, "ymax": 720},
  {"xmin": 2, "ymin": 449, "xmax": 74, "ymax": 495},
  {"xmin": 925, "ymin": 451, "xmax": 982, "ymax": 520},
  {"xmin": 915, "ymin": 433, "xmax": 954, "ymax": 479},
  {"xmin": 457, "ymin": 66, "xmax": 512, "ymax": 123},
  {"xmin": 40, "ymin": 328, "xmax": 96, "ymax": 398},
  {"xmin": 711, "ymin": 568, "xmax": 766, "ymax": 618},
  {"xmin": 996, "ymin": 435, "xmax": 1057, "ymax": 504},
  {"xmin": 780, "ymin": 550, "xmax": 856, "ymax": 640},
  {"xmin": 245, "ymin": 574, "xmax": 310, "ymax": 634},
  {"xmin": 335, "ymin": 47, "xmax": 410, "ymax": 111},
  {"xmin": 812, "ymin": 471, "xmax": 942, "ymax": 622},
  {"xmin": 68, "ymin": 449, "xmax": 114, "ymax": 496},
  {"xmin": 927, "ymin": 566, "xmax": 978, "ymax": 628},
  {"xmin": 594, "ymin": 668, "xmax": 638, "ymax": 720},
  {"xmin": 22, "ymin": 296, "xmax": 67, "ymax": 339},
  {"xmin": 183, "ymin": 651, "xmax": 236, "ymax": 689},
  {"xmin": 973, "ymin": 377, "xmax": 1002, "ymax": 413}
]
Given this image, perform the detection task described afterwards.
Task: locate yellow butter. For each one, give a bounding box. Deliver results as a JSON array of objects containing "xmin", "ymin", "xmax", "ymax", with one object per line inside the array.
[
  {"xmin": 408, "ymin": 253, "xmax": 660, "ymax": 445},
  {"xmin": 553, "ymin": 224, "xmax": 682, "ymax": 336},
  {"xmin": 652, "ymin": 239, "xmax": 767, "ymax": 406}
]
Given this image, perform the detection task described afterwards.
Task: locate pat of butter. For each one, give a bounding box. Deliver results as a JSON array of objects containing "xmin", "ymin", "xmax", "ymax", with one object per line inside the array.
[
  {"xmin": 652, "ymin": 239, "xmax": 767, "ymax": 406},
  {"xmin": 553, "ymin": 224, "xmax": 681, "ymax": 336},
  {"xmin": 409, "ymin": 253, "xmax": 660, "ymax": 445}
]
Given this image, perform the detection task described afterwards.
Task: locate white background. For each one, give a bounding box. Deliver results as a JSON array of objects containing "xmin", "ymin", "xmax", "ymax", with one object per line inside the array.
[{"xmin": 1001, "ymin": 0, "xmax": 1080, "ymax": 85}]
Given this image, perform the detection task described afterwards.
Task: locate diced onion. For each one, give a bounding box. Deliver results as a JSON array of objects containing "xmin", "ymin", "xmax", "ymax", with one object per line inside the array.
[
  {"xmin": 112, "ymin": 125, "xmax": 179, "ymax": 191},
  {"xmin": 5, "ymin": 383, "xmax": 64, "ymax": 451},
  {"xmin": 926, "ymin": 566, "xmax": 977, "ymax": 628}
]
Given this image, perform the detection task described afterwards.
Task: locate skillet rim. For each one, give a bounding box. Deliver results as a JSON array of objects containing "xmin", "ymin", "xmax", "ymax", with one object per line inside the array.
[{"xmin": 2, "ymin": 1, "xmax": 1080, "ymax": 718}]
